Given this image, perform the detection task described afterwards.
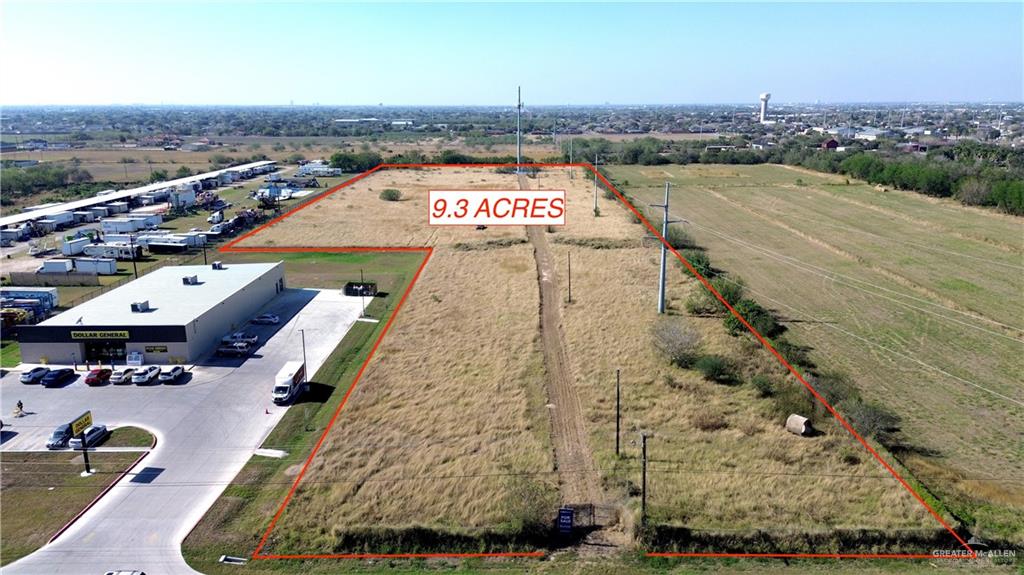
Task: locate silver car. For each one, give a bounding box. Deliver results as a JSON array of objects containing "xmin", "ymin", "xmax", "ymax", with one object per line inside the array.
[
  {"xmin": 158, "ymin": 366, "xmax": 185, "ymax": 382},
  {"xmin": 68, "ymin": 424, "xmax": 109, "ymax": 449}
]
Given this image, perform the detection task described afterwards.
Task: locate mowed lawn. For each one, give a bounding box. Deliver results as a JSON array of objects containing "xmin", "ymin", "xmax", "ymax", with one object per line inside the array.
[
  {"xmin": 0, "ymin": 450, "xmax": 145, "ymax": 565},
  {"xmin": 608, "ymin": 164, "xmax": 1024, "ymax": 542}
]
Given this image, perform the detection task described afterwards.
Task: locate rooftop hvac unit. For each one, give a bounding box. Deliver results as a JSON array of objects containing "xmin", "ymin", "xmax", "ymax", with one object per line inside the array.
[
  {"xmin": 182, "ymin": 275, "xmax": 199, "ymax": 285},
  {"xmin": 130, "ymin": 300, "xmax": 150, "ymax": 313},
  {"xmin": 212, "ymin": 261, "xmax": 224, "ymax": 270}
]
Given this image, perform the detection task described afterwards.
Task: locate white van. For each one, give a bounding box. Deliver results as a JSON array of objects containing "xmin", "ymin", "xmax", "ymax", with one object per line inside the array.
[{"xmin": 272, "ymin": 361, "xmax": 306, "ymax": 405}]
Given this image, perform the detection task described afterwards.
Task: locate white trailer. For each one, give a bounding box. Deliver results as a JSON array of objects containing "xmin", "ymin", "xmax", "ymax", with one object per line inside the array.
[
  {"xmin": 179, "ymin": 231, "xmax": 207, "ymax": 247},
  {"xmin": 106, "ymin": 202, "xmax": 129, "ymax": 214},
  {"xmin": 73, "ymin": 257, "xmax": 118, "ymax": 275},
  {"xmin": 38, "ymin": 259, "xmax": 74, "ymax": 274},
  {"xmin": 61, "ymin": 237, "xmax": 90, "ymax": 256},
  {"xmin": 82, "ymin": 242, "xmax": 142, "ymax": 260},
  {"xmin": 90, "ymin": 206, "xmax": 110, "ymax": 218},
  {"xmin": 127, "ymin": 213, "xmax": 163, "ymax": 228},
  {"xmin": 102, "ymin": 218, "xmax": 142, "ymax": 234},
  {"xmin": 72, "ymin": 211, "xmax": 97, "ymax": 223}
]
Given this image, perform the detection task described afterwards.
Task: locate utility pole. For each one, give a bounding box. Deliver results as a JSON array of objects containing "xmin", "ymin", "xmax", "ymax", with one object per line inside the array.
[
  {"xmin": 592, "ymin": 154, "xmax": 600, "ymax": 214},
  {"xmin": 516, "ymin": 86, "xmax": 522, "ymax": 175},
  {"xmin": 569, "ymin": 137, "xmax": 574, "ymax": 180},
  {"xmin": 649, "ymin": 182, "xmax": 680, "ymax": 314},
  {"xmin": 567, "ymin": 252, "xmax": 572, "ymax": 303},
  {"xmin": 359, "ymin": 269, "xmax": 367, "ymax": 317},
  {"xmin": 615, "ymin": 369, "xmax": 621, "ymax": 457},
  {"xmin": 201, "ymin": 242, "xmax": 208, "ymax": 265},
  {"xmin": 128, "ymin": 234, "xmax": 139, "ymax": 279},
  {"xmin": 640, "ymin": 431, "xmax": 649, "ymax": 527}
]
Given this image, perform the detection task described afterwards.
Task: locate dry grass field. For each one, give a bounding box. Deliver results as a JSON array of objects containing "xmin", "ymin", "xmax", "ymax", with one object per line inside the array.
[
  {"xmin": 608, "ymin": 164, "xmax": 1024, "ymax": 543},
  {"xmin": 232, "ymin": 165, "xmax": 949, "ymax": 556}
]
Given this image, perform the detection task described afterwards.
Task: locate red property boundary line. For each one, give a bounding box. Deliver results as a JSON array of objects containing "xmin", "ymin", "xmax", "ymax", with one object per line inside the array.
[{"xmin": 220, "ymin": 162, "xmax": 975, "ymax": 561}]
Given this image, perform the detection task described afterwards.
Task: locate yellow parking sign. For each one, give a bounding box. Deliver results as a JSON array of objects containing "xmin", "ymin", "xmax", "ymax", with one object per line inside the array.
[{"xmin": 70, "ymin": 411, "xmax": 93, "ymax": 436}]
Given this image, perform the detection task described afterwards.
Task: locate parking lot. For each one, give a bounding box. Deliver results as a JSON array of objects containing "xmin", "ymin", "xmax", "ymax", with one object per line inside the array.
[{"xmin": 0, "ymin": 287, "xmax": 365, "ymax": 574}]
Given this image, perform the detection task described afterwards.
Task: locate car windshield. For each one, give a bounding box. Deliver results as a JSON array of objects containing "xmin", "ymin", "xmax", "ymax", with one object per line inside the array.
[
  {"xmin": 49, "ymin": 425, "xmax": 69, "ymax": 439},
  {"xmin": 273, "ymin": 385, "xmax": 289, "ymax": 394}
]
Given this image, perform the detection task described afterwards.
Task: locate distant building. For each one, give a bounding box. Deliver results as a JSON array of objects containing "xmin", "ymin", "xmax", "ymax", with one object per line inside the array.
[
  {"xmin": 854, "ymin": 128, "xmax": 893, "ymax": 141},
  {"xmin": 821, "ymin": 139, "xmax": 839, "ymax": 150}
]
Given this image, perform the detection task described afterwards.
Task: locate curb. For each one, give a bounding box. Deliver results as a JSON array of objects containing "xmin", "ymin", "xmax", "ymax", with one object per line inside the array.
[{"xmin": 47, "ymin": 432, "xmax": 158, "ymax": 544}]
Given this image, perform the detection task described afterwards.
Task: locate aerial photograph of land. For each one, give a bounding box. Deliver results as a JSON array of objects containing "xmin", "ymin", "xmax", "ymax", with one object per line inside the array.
[{"xmin": 0, "ymin": 2, "xmax": 1021, "ymax": 575}]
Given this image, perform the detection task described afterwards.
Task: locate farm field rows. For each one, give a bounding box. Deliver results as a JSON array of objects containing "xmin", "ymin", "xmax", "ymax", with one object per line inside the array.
[
  {"xmin": 225, "ymin": 166, "xmax": 946, "ymax": 557},
  {"xmin": 608, "ymin": 163, "xmax": 1024, "ymax": 543}
]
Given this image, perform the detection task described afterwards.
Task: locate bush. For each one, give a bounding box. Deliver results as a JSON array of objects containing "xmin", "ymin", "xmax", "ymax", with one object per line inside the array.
[
  {"xmin": 771, "ymin": 380, "xmax": 814, "ymax": 422},
  {"xmin": 685, "ymin": 276, "xmax": 745, "ymax": 315},
  {"xmin": 651, "ymin": 319, "xmax": 702, "ymax": 368},
  {"xmin": 664, "ymin": 225, "xmax": 695, "ymax": 250},
  {"xmin": 694, "ymin": 355, "xmax": 734, "ymax": 384},
  {"xmin": 771, "ymin": 337, "xmax": 813, "ymax": 368},
  {"xmin": 750, "ymin": 374, "xmax": 775, "ymax": 397},
  {"xmin": 379, "ymin": 188, "xmax": 402, "ymax": 201},
  {"xmin": 724, "ymin": 298, "xmax": 782, "ymax": 337},
  {"xmin": 679, "ymin": 249, "xmax": 713, "ymax": 278},
  {"xmin": 840, "ymin": 399, "xmax": 901, "ymax": 443}
]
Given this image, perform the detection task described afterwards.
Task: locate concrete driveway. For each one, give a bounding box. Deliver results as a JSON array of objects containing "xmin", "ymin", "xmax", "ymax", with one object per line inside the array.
[{"xmin": 1, "ymin": 287, "xmax": 365, "ymax": 574}]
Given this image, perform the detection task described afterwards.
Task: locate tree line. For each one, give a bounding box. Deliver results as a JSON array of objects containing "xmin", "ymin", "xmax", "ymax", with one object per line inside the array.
[{"xmin": 565, "ymin": 137, "xmax": 1024, "ymax": 216}]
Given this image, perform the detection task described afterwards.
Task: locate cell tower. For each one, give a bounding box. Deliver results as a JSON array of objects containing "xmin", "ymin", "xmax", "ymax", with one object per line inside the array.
[
  {"xmin": 759, "ymin": 92, "xmax": 771, "ymax": 123},
  {"xmin": 516, "ymin": 86, "xmax": 523, "ymax": 174}
]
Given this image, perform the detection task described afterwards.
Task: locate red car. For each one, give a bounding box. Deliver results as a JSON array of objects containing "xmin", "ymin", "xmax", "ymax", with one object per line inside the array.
[{"xmin": 85, "ymin": 368, "xmax": 112, "ymax": 386}]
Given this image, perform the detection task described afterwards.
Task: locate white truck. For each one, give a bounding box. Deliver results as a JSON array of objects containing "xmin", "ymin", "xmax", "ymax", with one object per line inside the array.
[{"xmin": 272, "ymin": 361, "xmax": 306, "ymax": 405}]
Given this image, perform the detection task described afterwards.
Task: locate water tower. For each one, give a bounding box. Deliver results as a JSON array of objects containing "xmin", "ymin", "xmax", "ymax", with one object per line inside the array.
[{"xmin": 759, "ymin": 92, "xmax": 771, "ymax": 123}]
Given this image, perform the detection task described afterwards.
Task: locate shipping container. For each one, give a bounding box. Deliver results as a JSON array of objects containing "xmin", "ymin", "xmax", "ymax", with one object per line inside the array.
[
  {"xmin": 38, "ymin": 259, "xmax": 74, "ymax": 273},
  {"xmin": 61, "ymin": 237, "xmax": 90, "ymax": 256}
]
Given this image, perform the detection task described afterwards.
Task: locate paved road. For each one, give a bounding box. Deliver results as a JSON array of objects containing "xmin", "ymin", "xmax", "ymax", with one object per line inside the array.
[{"xmin": 1, "ymin": 288, "xmax": 365, "ymax": 574}]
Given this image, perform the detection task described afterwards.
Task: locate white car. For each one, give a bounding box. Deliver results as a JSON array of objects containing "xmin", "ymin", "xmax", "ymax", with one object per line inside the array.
[
  {"xmin": 222, "ymin": 332, "xmax": 258, "ymax": 345},
  {"xmin": 158, "ymin": 366, "xmax": 185, "ymax": 383},
  {"xmin": 131, "ymin": 366, "xmax": 160, "ymax": 384},
  {"xmin": 109, "ymin": 368, "xmax": 136, "ymax": 385},
  {"xmin": 251, "ymin": 313, "xmax": 280, "ymax": 325}
]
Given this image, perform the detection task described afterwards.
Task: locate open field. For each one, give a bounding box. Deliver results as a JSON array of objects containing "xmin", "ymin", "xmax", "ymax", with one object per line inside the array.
[
  {"xmin": 201, "ymin": 166, "xmax": 955, "ymax": 559},
  {"xmin": 607, "ymin": 163, "xmax": 1024, "ymax": 543},
  {"xmin": 0, "ymin": 450, "xmax": 145, "ymax": 565}
]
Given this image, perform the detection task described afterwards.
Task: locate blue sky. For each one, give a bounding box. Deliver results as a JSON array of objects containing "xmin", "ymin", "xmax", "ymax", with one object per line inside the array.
[{"xmin": 1, "ymin": 1, "xmax": 1021, "ymax": 105}]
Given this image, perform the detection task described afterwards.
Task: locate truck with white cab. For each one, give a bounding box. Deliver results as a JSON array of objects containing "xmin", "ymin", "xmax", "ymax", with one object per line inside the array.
[{"xmin": 272, "ymin": 361, "xmax": 306, "ymax": 405}]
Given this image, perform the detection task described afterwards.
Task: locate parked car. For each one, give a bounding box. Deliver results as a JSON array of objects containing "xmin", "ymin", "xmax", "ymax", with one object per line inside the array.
[
  {"xmin": 215, "ymin": 342, "xmax": 252, "ymax": 357},
  {"xmin": 68, "ymin": 424, "xmax": 109, "ymax": 449},
  {"xmin": 40, "ymin": 368, "xmax": 76, "ymax": 387},
  {"xmin": 109, "ymin": 368, "xmax": 136, "ymax": 385},
  {"xmin": 85, "ymin": 368, "xmax": 113, "ymax": 386},
  {"xmin": 46, "ymin": 423, "xmax": 73, "ymax": 449},
  {"xmin": 158, "ymin": 366, "xmax": 185, "ymax": 383},
  {"xmin": 251, "ymin": 313, "xmax": 280, "ymax": 325},
  {"xmin": 221, "ymin": 332, "xmax": 258, "ymax": 345},
  {"xmin": 131, "ymin": 366, "xmax": 161, "ymax": 384},
  {"xmin": 19, "ymin": 367, "xmax": 50, "ymax": 384}
]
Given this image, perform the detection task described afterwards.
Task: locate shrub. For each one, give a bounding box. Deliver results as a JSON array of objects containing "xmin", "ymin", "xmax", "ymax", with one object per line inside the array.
[
  {"xmin": 809, "ymin": 370, "xmax": 858, "ymax": 406},
  {"xmin": 724, "ymin": 298, "xmax": 782, "ymax": 337},
  {"xmin": 772, "ymin": 337, "xmax": 813, "ymax": 367},
  {"xmin": 685, "ymin": 276, "xmax": 745, "ymax": 315},
  {"xmin": 771, "ymin": 380, "xmax": 814, "ymax": 422},
  {"xmin": 679, "ymin": 249, "xmax": 713, "ymax": 278},
  {"xmin": 840, "ymin": 399, "xmax": 901, "ymax": 443},
  {"xmin": 379, "ymin": 188, "xmax": 402, "ymax": 201},
  {"xmin": 695, "ymin": 355, "xmax": 734, "ymax": 384},
  {"xmin": 664, "ymin": 225, "xmax": 695, "ymax": 250},
  {"xmin": 651, "ymin": 319, "xmax": 702, "ymax": 368},
  {"xmin": 750, "ymin": 374, "xmax": 775, "ymax": 398}
]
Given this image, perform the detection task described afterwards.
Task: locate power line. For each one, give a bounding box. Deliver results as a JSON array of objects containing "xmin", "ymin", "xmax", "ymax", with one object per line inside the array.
[{"xmin": 682, "ymin": 217, "xmax": 1024, "ymax": 340}]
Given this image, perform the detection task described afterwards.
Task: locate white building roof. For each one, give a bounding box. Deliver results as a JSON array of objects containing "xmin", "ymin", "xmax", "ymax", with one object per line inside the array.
[
  {"xmin": 0, "ymin": 161, "xmax": 276, "ymax": 228},
  {"xmin": 40, "ymin": 262, "xmax": 282, "ymax": 327}
]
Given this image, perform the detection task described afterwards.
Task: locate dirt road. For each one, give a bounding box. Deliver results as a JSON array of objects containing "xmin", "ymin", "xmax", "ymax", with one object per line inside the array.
[{"xmin": 519, "ymin": 173, "xmax": 604, "ymax": 508}]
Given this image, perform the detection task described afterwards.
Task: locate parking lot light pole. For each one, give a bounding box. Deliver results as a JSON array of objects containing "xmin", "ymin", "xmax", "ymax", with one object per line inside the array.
[{"xmin": 299, "ymin": 329, "xmax": 308, "ymax": 382}]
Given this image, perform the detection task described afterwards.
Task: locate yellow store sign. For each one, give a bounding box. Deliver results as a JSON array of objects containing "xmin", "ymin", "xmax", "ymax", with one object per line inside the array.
[{"xmin": 71, "ymin": 330, "xmax": 130, "ymax": 340}]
